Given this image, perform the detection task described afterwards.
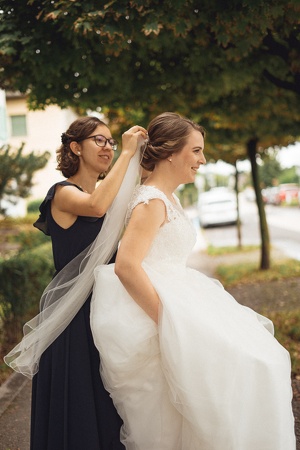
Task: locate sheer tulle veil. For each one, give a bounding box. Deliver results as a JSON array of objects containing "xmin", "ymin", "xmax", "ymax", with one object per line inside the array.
[{"xmin": 4, "ymin": 144, "xmax": 144, "ymax": 378}]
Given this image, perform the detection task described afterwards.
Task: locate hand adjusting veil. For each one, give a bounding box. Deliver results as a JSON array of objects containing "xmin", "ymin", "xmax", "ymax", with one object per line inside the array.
[{"xmin": 4, "ymin": 148, "xmax": 142, "ymax": 379}]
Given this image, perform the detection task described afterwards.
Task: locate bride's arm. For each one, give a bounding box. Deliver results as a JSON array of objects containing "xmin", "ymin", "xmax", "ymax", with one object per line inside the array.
[{"xmin": 114, "ymin": 199, "xmax": 166, "ymax": 324}]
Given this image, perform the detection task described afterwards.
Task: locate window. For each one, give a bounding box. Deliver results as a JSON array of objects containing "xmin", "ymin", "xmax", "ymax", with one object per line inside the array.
[{"xmin": 10, "ymin": 115, "xmax": 27, "ymax": 137}]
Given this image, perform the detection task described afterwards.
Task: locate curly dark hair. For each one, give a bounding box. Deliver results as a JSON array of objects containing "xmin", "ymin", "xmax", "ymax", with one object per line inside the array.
[
  {"xmin": 141, "ymin": 112, "xmax": 206, "ymax": 172},
  {"xmin": 56, "ymin": 116, "xmax": 109, "ymax": 178}
]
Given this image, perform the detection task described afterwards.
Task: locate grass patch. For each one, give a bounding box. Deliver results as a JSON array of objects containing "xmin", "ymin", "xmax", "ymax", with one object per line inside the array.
[
  {"xmin": 207, "ymin": 244, "xmax": 259, "ymax": 256},
  {"xmin": 0, "ymin": 213, "xmax": 38, "ymax": 227},
  {"xmin": 268, "ymin": 310, "xmax": 300, "ymax": 376},
  {"xmin": 216, "ymin": 259, "xmax": 300, "ymax": 288}
]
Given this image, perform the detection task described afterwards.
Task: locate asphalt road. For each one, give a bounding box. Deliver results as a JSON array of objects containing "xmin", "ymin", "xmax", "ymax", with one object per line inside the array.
[{"xmin": 194, "ymin": 195, "xmax": 300, "ymax": 261}]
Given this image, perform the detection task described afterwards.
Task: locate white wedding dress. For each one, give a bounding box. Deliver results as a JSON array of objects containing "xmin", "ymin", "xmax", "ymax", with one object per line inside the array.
[{"xmin": 91, "ymin": 185, "xmax": 296, "ymax": 450}]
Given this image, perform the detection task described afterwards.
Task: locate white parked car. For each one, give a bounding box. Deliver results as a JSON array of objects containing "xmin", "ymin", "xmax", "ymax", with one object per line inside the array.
[{"xmin": 198, "ymin": 188, "xmax": 238, "ymax": 228}]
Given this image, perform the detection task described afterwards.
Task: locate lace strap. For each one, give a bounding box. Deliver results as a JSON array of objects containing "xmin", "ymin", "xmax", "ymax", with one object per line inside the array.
[{"xmin": 126, "ymin": 185, "xmax": 179, "ymax": 224}]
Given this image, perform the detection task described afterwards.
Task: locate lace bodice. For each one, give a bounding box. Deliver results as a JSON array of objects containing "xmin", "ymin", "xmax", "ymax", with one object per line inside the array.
[{"xmin": 126, "ymin": 185, "xmax": 196, "ymax": 269}]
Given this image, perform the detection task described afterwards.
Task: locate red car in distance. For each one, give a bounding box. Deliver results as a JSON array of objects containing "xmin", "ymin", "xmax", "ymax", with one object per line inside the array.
[{"xmin": 263, "ymin": 183, "xmax": 299, "ymax": 205}]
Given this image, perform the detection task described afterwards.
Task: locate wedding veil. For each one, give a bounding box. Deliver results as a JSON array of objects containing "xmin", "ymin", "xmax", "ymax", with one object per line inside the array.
[{"xmin": 4, "ymin": 147, "xmax": 143, "ymax": 378}]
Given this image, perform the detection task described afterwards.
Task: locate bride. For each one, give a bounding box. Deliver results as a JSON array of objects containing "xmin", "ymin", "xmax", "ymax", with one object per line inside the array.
[{"xmin": 91, "ymin": 112, "xmax": 296, "ymax": 449}]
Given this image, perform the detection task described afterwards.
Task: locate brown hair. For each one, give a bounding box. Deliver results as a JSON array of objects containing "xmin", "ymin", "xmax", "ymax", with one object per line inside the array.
[
  {"xmin": 141, "ymin": 112, "xmax": 206, "ymax": 172},
  {"xmin": 56, "ymin": 116, "xmax": 109, "ymax": 178}
]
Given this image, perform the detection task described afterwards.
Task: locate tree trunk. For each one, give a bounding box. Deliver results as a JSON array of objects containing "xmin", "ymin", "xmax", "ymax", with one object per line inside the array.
[
  {"xmin": 234, "ymin": 162, "xmax": 242, "ymax": 249},
  {"xmin": 247, "ymin": 138, "xmax": 270, "ymax": 270}
]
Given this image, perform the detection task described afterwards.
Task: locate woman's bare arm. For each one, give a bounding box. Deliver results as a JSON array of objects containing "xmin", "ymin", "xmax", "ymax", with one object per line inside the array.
[
  {"xmin": 52, "ymin": 127, "xmax": 147, "ymax": 226},
  {"xmin": 115, "ymin": 199, "xmax": 166, "ymax": 324}
]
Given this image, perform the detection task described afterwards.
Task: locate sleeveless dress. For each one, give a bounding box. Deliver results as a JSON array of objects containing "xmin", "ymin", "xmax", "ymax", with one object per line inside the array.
[
  {"xmin": 31, "ymin": 181, "xmax": 124, "ymax": 450},
  {"xmin": 91, "ymin": 185, "xmax": 296, "ymax": 450}
]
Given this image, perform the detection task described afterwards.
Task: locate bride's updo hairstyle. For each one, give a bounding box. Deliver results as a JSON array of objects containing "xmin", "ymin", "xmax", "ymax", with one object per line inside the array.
[
  {"xmin": 141, "ymin": 112, "xmax": 205, "ymax": 172},
  {"xmin": 57, "ymin": 116, "xmax": 108, "ymax": 178}
]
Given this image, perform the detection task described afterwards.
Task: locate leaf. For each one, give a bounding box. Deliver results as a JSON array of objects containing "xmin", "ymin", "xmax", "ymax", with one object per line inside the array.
[
  {"xmin": 142, "ymin": 21, "xmax": 163, "ymax": 36},
  {"xmin": 173, "ymin": 21, "xmax": 188, "ymax": 37}
]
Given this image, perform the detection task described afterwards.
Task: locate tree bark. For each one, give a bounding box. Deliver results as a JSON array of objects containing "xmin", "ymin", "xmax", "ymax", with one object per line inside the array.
[
  {"xmin": 247, "ymin": 138, "xmax": 270, "ymax": 270},
  {"xmin": 234, "ymin": 162, "xmax": 242, "ymax": 249}
]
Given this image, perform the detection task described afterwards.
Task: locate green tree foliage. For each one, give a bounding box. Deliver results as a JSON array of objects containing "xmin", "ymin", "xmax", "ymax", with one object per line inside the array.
[
  {"xmin": 0, "ymin": 0, "xmax": 299, "ymax": 269},
  {"xmin": 259, "ymin": 153, "xmax": 282, "ymax": 188},
  {"xmin": 0, "ymin": 143, "xmax": 50, "ymax": 215},
  {"xmin": 279, "ymin": 166, "xmax": 300, "ymax": 185},
  {"xmin": 0, "ymin": 0, "xmax": 299, "ymax": 111}
]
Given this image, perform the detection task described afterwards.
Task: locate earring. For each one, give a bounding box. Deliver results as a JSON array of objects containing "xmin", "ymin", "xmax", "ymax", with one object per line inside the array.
[
  {"xmin": 77, "ymin": 152, "xmax": 81, "ymax": 156},
  {"xmin": 99, "ymin": 172, "xmax": 106, "ymax": 180},
  {"xmin": 168, "ymin": 158, "xmax": 172, "ymax": 162}
]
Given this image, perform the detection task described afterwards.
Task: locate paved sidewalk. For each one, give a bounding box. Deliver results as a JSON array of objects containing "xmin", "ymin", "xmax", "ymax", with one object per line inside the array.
[{"xmin": 0, "ymin": 372, "xmax": 31, "ymax": 450}]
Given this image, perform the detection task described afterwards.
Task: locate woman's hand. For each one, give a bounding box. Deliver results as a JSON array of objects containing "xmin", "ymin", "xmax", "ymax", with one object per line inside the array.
[{"xmin": 121, "ymin": 125, "xmax": 148, "ymax": 157}]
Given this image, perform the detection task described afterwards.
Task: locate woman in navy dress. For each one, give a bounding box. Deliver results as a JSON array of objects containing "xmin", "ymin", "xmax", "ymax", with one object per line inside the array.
[{"xmin": 27, "ymin": 116, "xmax": 147, "ymax": 449}]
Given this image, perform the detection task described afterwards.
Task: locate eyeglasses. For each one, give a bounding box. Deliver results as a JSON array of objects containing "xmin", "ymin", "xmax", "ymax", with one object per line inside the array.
[{"xmin": 78, "ymin": 134, "xmax": 118, "ymax": 151}]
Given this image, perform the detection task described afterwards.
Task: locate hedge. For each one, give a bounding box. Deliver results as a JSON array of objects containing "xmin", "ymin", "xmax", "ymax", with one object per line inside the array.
[
  {"xmin": 0, "ymin": 242, "xmax": 53, "ymax": 325},
  {"xmin": 27, "ymin": 199, "xmax": 43, "ymax": 214}
]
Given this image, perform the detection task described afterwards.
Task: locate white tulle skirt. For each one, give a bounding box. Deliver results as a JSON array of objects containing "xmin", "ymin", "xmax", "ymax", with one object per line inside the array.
[{"xmin": 90, "ymin": 263, "xmax": 296, "ymax": 450}]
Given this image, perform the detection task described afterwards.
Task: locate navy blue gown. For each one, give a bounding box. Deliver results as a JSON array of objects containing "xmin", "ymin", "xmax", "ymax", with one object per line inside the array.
[{"xmin": 30, "ymin": 181, "xmax": 124, "ymax": 450}]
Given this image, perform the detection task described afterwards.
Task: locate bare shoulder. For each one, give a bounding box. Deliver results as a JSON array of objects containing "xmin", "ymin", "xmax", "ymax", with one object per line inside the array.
[
  {"xmin": 54, "ymin": 183, "xmax": 81, "ymax": 199},
  {"xmin": 53, "ymin": 183, "xmax": 86, "ymax": 210}
]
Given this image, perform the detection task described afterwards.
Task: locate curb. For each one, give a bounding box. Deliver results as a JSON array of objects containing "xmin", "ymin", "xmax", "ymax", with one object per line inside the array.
[{"xmin": 0, "ymin": 371, "xmax": 30, "ymax": 417}]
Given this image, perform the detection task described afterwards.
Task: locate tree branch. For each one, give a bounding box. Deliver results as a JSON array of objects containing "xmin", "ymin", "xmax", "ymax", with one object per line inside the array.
[
  {"xmin": 263, "ymin": 30, "xmax": 289, "ymax": 62},
  {"xmin": 288, "ymin": 30, "xmax": 300, "ymax": 52},
  {"xmin": 263, "ymin": 69, "xmax": 300, "ymax": 95}
]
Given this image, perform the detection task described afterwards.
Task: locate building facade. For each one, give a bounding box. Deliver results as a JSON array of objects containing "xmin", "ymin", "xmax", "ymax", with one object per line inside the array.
[{"xmin": 3, "ymin": 91, "xmax": 78, "ymax": 204}]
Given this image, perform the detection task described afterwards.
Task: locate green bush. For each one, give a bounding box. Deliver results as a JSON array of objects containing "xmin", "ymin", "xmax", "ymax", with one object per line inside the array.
[
  {"xmin": 12, "ymin": 229, "xmax": 50, "ymax": 250},
  {"xmin": 27, "ymin": 199, "xmax": 43, "ymax": 214},
  {"xmin": 0, "ymin": 242, "xmax": 53, "ymax": 324}
]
